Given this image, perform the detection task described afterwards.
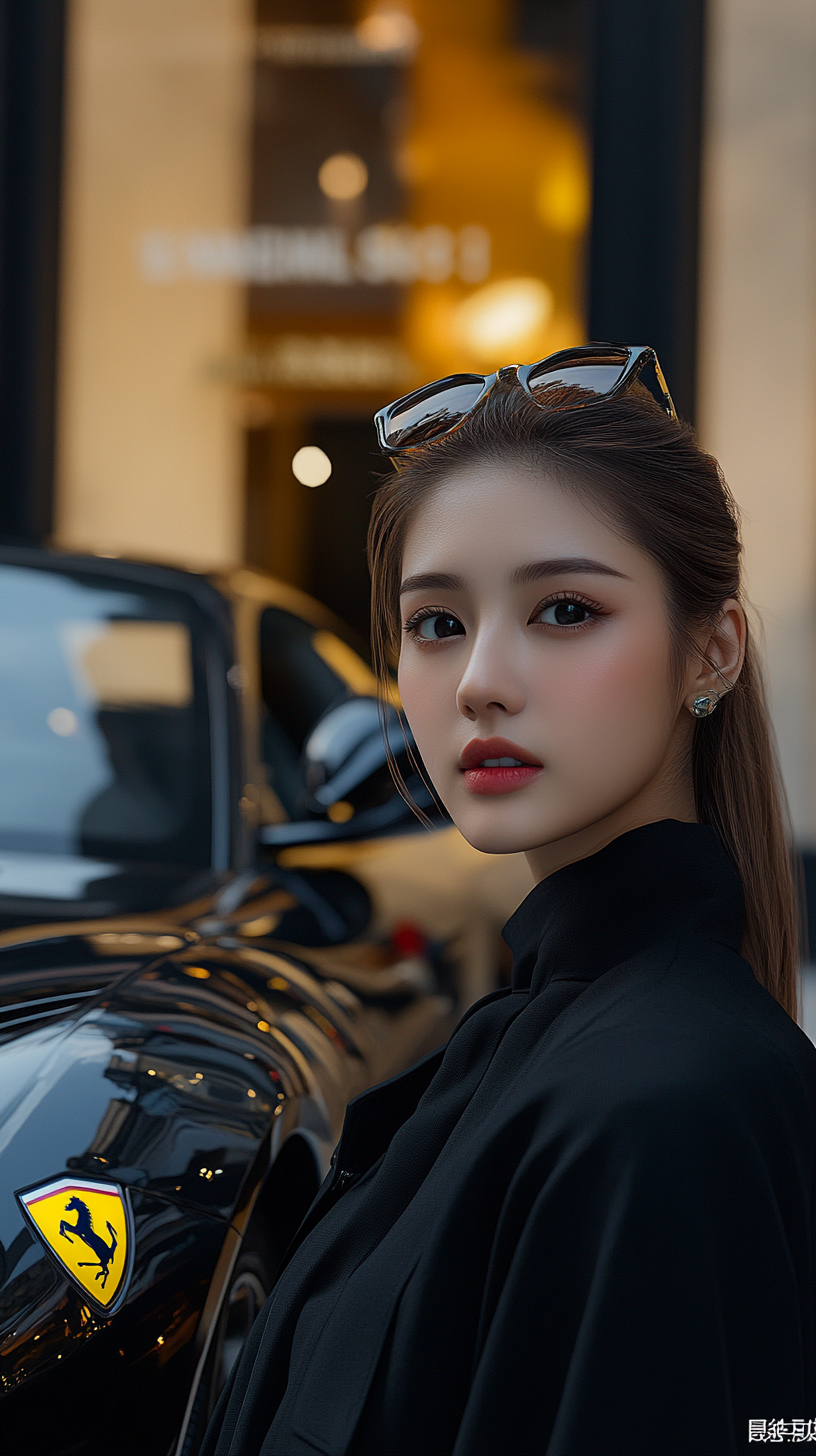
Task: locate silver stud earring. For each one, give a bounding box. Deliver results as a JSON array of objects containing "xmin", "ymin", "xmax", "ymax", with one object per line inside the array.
[{"xmin": 692, "ymin": 690, "xmax": 723, "ymax": 718}]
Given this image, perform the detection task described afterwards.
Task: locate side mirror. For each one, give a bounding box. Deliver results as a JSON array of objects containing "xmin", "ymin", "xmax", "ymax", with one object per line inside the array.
[
  {"xmin": 259, "ymin": 697, "xmax": 441, "ymax": 848},
  {"xmin": 304, "ymin": 697, "xmax": 410, "ymax": 809}
]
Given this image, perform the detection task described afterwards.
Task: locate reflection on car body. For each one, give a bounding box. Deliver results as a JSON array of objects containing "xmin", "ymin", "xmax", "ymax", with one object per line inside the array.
[{"xmin": 0, "ymin": 545, "xmax": 530, "ymax": 1455}]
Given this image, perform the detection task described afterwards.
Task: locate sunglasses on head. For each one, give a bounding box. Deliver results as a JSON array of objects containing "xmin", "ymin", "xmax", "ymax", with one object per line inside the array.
[{"xmin": 374, "ymin": 343, "xmax": 676, "ymax": 455}]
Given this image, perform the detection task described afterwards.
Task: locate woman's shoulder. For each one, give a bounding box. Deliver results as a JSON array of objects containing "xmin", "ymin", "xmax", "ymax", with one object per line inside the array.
[
  {"xmin": 523, "ymin": 934, "xmax": 816, "ymax": 1136},
  {"xmin": 593, "ymin": 930, "xmax": 809, "ymax": 1054}
]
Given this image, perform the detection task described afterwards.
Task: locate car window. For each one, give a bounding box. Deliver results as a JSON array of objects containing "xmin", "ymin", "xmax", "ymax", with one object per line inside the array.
[
  {"xmin": 260, "ymin": 606, "xmax": 369, "ymax": 819},
  {"xmin": 0, "ymin": 565, "xmax": 212, "ymax": 868}
]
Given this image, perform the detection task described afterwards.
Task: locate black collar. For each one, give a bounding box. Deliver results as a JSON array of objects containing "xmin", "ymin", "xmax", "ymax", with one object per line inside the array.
[{"xmin": 502, "ymin": 820, "xmax": 745, "ymax": 996}]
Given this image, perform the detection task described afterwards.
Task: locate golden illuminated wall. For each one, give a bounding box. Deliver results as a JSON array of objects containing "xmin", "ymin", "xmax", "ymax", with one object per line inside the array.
[
  {"xmin": 400, "ymin": 0, "xmax": 587, "ymax": 380},
  {"xmin": 56, "ymin": 0, "xmax": 253, "ymax": 567}
]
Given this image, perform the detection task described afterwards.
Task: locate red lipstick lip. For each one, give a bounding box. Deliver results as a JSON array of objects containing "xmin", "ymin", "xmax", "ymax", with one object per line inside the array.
[{"xmin": 459, "ymin": 737, "xmax": 542, "ymax": 773}]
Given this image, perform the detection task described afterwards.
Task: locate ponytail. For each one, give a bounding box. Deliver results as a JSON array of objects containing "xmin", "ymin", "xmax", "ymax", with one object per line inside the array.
[{"xmin": 693, "ymin": 636, "xmax": 800, "ymax": 1018}]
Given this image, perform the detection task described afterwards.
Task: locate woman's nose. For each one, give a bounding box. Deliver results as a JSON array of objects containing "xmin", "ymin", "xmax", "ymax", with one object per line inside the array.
[{"xmin": 455, "ymin": 633, "xmax": 527, "ymax": 721}]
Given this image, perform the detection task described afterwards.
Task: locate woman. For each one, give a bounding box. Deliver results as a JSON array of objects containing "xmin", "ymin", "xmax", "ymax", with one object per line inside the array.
[{"xmin": 203, "ymin": 345, "xmax": 816, "ymax": 1456}]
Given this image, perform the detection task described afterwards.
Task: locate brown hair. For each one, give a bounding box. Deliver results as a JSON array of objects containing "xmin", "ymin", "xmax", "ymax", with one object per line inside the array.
[{"xmin": 367, "ymin": 383, "xmax": 801, "ymax": 1019}]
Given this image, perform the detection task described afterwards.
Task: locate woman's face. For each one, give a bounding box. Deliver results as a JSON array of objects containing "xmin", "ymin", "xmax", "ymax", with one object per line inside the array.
[{"xmin": 397, "ymin": 463, "xmax": 706, "ymax": 876}]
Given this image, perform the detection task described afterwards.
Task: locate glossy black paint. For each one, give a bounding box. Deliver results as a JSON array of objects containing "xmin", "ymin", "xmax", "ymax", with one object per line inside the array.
[{"xmin": 0, "ymin": 922, "xmax": 438, "ymax": 1453}]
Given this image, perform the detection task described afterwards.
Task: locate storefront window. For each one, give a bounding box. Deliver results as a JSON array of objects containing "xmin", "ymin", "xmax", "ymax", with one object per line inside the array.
[{"xmin": 57, "ymin": 0, "xmax": 589, "ymax": 639}]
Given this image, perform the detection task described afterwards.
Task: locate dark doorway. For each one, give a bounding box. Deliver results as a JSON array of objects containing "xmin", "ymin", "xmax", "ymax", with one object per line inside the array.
[{"xmin": 303, "ymin": 415, "xmax": 380, "ymax": 642}]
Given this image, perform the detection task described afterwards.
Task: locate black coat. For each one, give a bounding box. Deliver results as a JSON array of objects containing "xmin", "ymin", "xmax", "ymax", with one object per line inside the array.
[{"xmin": 203, "ymin": 821, "xmax": 816, "ymax": 1456}]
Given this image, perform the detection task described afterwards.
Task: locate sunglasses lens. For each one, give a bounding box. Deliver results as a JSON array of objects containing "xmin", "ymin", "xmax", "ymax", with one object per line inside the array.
[
  {"xmin": 382, "ymin": 375, "xmax": 486, "ymax": 449},
  {"xmin": 526, "ymin": 350, "xmax": 629, "ymax": 405}
]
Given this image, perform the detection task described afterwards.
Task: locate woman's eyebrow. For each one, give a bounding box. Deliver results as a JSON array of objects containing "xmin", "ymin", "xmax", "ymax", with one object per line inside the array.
[
  {"xmin": 399, "ymin": 558, "xmax": 628, "ymax": 596},
  {"xmin": 400, "ymin": 571, "xmax": 464, "ymax": 595},
  {"xmin": 512, "ymin": 557, "xmax": 628, "ymax": 585}
]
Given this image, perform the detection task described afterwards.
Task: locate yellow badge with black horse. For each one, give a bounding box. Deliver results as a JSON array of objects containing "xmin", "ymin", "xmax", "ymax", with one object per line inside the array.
[{"xmin": 16, "ymin": 1176, "xmax": 133, "ymax": 1313}]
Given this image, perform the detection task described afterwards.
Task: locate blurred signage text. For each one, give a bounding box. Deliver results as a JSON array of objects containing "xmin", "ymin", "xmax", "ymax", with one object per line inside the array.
[
  {"xmin": 140, "ymin": 224, "xmax": 490, "ymax": 288},
  {"xmin": 256, "ymin": 17, "xmax": 420, "ymax": 67},
  {"xmin": 207, "ymin": 334, "xmax": 411, "ymax": 391}
]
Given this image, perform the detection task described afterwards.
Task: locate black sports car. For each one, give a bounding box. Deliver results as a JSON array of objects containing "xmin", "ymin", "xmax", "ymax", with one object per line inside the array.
[{"xmin": 0, "ymin": 545, "xmax": 483, "ymax": 1456}]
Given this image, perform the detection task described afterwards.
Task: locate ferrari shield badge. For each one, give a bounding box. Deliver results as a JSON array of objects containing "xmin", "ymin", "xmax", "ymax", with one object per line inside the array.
[{"xmin": 16, "ymin": 1176, "xmax": 133, "ymax": 1312}]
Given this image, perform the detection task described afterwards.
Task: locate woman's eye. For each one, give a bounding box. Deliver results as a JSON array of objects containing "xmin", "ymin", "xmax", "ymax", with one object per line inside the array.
[
  {"xmin": 537, "ymin": 600, "xmax": 593, "ymax": 628},
  {"xmin": 412, "ymin": 613, "xmax": 464, "ymax": 641}
]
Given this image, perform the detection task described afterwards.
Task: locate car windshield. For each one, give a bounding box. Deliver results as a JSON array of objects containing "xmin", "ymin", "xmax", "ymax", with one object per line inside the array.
[{"xmin": 0, "ymin": 564, "xmax": 212, "ymax": 874}]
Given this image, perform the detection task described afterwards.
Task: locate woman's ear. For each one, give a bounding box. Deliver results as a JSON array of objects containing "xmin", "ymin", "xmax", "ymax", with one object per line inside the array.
[{"xmin": 685, "ymin": 598, "xmax": 747, "ymax": 716}]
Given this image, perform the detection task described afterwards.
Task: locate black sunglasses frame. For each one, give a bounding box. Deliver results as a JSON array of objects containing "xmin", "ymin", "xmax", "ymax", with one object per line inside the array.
[{"xmin": 374, "ymin": 342, "xmax": 677, "ymax": 455}]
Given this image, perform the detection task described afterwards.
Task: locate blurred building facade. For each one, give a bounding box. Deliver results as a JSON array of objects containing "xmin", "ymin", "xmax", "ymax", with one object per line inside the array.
[
  {"xmin": 1, "ymin": 0, "xmax": 815, "ymax": 859},
  {"xmin": 53, "ymin": 0, "xmax": 592, "ymax": 642}
]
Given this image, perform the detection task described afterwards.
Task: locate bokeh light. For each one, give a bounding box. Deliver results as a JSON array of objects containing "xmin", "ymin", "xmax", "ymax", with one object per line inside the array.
[
  {"xmin": 47, "ymin": 707, "xmax": 78, "ymax": 736},
  {"xmin": 318, "ymin": 153, "xmax": 369, "ymax": 201},
  {"xmin": 356, "ymin": 9, "xmax": 420, "ymax": 54},
  {"xmin": 535, "ymin": 158, "xmax": 590, "ymax": 234},
  {"xmin": 455, "ymin": 277, "xmax": 555, "ymax": 361},
  {"xmin": 292, "ymin": 446, "xmax": 332, "ymax": 487}
]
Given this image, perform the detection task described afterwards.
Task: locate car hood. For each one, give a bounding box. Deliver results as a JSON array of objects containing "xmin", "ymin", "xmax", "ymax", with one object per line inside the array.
[
  {"xmin": 0, "ymin": 909, "xmax": 446, "ymax": 1401},
  {"xmin": 0, "ymin": 930, "xmax": 322, "ymax": 1227},
  {"xmin": 0, "ymin": 925, "xmax": 362, "ymax": 1357}
]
